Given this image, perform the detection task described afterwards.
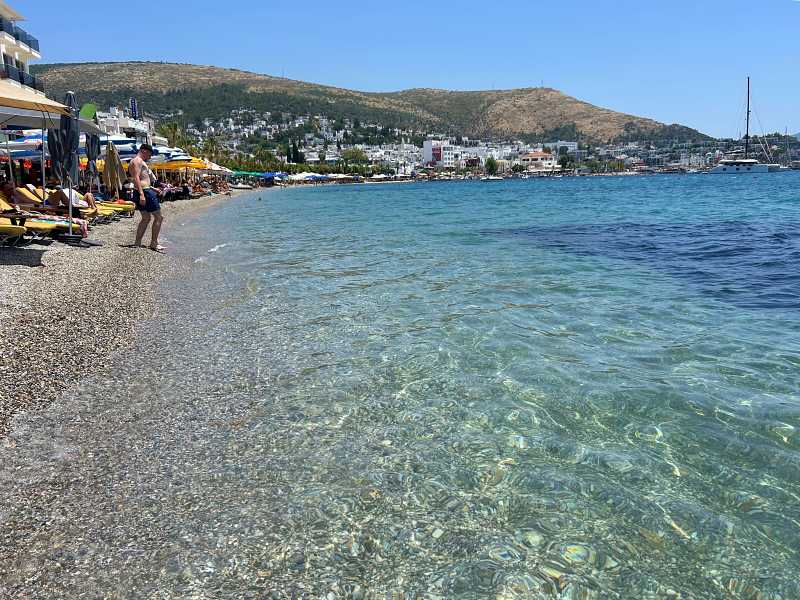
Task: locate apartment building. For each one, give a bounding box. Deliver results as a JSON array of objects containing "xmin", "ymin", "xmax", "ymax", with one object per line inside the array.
[{"xmin": 0, "ymin": 1, "xmax": 44, "ymax": 98}]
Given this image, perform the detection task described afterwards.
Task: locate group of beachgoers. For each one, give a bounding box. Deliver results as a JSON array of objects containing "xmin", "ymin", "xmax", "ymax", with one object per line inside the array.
[{"xmin": 1, "ymin": 144, "xmax": 232, "ymax": 251}]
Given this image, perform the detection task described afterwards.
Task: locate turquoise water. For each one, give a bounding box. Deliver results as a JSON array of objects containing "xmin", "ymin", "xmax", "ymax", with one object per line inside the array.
[
  {"xmin": 5, "ymin": 174, "xmax": 800, "ymax": 598},
  {"xmin": 168, "ymin": 174, "xmax": 800, "ymax": 597}
]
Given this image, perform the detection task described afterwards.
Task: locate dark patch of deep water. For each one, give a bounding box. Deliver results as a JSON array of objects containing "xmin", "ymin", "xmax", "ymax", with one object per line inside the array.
[{"xmin": 485, "ymin": 220, "xmax": 800, "ymax": 308}]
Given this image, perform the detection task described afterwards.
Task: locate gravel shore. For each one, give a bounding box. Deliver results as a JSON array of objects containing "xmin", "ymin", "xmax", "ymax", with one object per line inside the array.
[{"xmin": 0, "ymin": 193, "xmax": 238, "ymax": 438}]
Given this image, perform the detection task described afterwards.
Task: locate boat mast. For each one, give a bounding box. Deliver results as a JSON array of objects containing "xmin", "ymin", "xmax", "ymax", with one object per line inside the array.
[{"xmin": 745, "ymin": 76, "xmax": 750, "ymax": 160}]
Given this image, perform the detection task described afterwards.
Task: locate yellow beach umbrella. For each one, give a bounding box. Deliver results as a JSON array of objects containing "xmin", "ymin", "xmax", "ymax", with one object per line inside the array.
[{"xmin": 152, "ymin": 157, "xmax": 208, "ymax": 171}]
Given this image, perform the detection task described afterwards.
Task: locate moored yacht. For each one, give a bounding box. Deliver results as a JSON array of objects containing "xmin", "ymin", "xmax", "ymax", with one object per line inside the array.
[
  {"xmin": 710, "ymin": 77, "xmax": 781, "ymax": 175},
  {"xmin": 709, "ymin": 158, "xmax": 781, "ymax": 174}
]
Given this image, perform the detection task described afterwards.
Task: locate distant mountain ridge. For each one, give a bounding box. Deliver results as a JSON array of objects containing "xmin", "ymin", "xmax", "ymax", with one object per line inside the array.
[{"xmin": 31, "ymin": 61, "xmax": 711, "ymax": 143}]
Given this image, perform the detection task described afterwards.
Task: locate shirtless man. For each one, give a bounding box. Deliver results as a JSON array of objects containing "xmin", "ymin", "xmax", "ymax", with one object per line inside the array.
[{"xmin": 129, "ymin": 143, "xmax": 165, "ymax": 252}]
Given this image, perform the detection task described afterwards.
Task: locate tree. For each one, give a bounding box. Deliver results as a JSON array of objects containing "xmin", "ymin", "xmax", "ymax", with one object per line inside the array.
[
  {"xmin": 202, "ymin": 136, "xmax": 221, "ymax": 161},
  {"xmin": 484, "ymin": 156, "xmax": 499, "ymax": 176},
  {"xmin": 157, "ymin": 122, "xmax": 184, "ymax": 147},
  {"xmin": 511, "ymin": 164, "xmax": 524, "ymax": 173},
  {"xmin": 291, "ymin": 140, "xmax": 299, "ymax": 163},
  {"xmin": 341, "ymin": 148, "xmax": 368, "ymax": 164},
  {"xmin": 318, "ymin": 150, "xmax": 327, "ymax": 163}
]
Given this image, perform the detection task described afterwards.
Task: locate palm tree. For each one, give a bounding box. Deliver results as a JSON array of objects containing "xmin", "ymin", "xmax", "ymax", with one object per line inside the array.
[
  {"xmin": 157, "ymin": 122, "xmax": 183, "ymax": 147},
  {"xmin": 202, "ymin": 136, "xmax": 221, "ymax": 161}
]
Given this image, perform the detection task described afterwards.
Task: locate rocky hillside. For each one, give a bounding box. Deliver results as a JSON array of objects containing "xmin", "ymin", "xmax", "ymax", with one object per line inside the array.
[{"xmin": 31, "ymin": 62, "xmax": 710, "ymax": 143}]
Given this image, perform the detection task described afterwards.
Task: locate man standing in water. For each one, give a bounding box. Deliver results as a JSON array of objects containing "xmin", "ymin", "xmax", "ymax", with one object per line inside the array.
[{"xmin": 130, "ymin": 143, "xmax": 165, "ymax": 252}]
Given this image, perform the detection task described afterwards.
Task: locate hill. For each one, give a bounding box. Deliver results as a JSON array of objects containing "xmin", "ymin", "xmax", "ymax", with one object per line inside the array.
[{"xmin": 31, "ymin": 62, "xmax": 711, "ymax": 143}]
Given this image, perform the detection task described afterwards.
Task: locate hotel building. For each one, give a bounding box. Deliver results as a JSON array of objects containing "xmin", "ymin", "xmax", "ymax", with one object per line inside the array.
[{"xmin": 0, "ymin": 1, "xmax": 45, "ymax": 99}]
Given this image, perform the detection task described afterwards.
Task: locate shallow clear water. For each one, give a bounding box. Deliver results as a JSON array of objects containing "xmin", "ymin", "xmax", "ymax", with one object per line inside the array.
[{"xmin": 4, "ymin": 174, "xmax": 800, "ymax": 598}]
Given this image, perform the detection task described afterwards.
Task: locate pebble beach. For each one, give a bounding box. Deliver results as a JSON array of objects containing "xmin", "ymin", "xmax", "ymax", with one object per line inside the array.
[{"xmin": 0, "ymin": 192, "xmax": 239, "ymax": 438}]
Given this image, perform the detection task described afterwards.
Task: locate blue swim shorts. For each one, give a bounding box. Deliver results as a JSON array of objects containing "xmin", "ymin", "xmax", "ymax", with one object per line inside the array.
[{"xmin": 137, "ymin": 187, "xmax": 161, "ymax": 213}]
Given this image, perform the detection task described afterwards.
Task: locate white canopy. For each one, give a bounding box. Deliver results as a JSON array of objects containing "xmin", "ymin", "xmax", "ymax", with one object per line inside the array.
[{"xmin": 0, "ymin": 106, "xmax": 104, "ymax": 134}]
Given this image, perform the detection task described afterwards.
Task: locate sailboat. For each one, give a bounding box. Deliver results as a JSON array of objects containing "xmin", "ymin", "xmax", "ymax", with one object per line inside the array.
[{"xmin": 710, "ymin": 77, "xmax": 782, "ymax": 174}]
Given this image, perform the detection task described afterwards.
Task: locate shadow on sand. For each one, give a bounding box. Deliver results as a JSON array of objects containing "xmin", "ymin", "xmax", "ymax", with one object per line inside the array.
[{"xmin": 0, "ymin": 246, "xmax": 46, "ymax": 268}]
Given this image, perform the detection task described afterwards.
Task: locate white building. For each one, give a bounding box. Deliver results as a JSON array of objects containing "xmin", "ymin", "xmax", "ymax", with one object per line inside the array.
[
  {"xmin": 519, "ymin": 151, "xmax": 559, "ymax": 172},
  {"xmin": 0, "ymin": 2, "xmax": 45, "ymax": 100},
  {"xmin": 423, "ymin": 139, "xmax": 441, "ymax": 164},
  {"xmin": 423, "ymin": 139, "xmax": 462, "ymax": 168},
  {"xmin": 542, "ymin": 140, "xmax": 579, "ymax": 154},
  {"xmin": 96, "ymin": 106, "xmax": 156, "ymax": 144}
]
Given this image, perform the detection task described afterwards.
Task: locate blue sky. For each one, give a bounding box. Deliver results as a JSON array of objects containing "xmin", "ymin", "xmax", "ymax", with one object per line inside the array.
[{"xmin": 23, "ymin": 0, "xmax": 800, "ymax": 138}]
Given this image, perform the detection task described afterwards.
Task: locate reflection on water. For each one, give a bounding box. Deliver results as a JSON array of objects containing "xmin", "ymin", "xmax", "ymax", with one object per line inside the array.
[{"xmin": 2, "ymin": 175, "xmax": 800, "ymax": 598}]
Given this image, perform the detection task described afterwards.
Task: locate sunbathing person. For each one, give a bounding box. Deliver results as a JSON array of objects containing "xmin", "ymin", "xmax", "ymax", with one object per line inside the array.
[
  {"xmin": 46, "ymin": 187, "xmax": 97, "ymax": 218},
  {"xmin": 0, "ymin": 182, "xmax": 89, "ymax": 237},
  {"xmin": 0, "ymin": 181, "xmax": 29, "ymax": 205}
]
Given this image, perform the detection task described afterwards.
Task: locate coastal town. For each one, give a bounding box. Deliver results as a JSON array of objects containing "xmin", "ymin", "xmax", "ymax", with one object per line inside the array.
[
  {"xmin": 1, "ymin": 0, "xmax": 798, "ymax": 188},
  {"xmin": 177, "ymin": 106, "xmax": 800, "ymax": 177}
]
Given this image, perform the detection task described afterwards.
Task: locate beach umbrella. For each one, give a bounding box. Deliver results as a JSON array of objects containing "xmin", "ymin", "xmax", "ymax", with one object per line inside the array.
[
  {"xmin": 46, "ymin": 126, "xmax": 64, "ymax": 182},
  {"xmin": 48, "ymin": 92, "xmax": 81, "ymax": 240},
  {"xmin": 60, "ymin": 92, "xmax": 80, "ymax": 186},
  {"xmin": 102, "ymin": 140, "xmax": 125, "ymax": 197},
  {"xmin": 85, "ymin": 133, "xmax": 101, "ymax": 190}
]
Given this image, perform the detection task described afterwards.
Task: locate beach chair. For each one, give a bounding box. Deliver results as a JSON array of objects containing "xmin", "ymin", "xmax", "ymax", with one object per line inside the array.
[
  {"xmin": 0, "ymin": 222, "xmax": 27, "ymax": 246},
  {"xmin": 97, "ymin": 200, "xmax": 136, "ymax": 215},
  {"xmin": 0, "ymin": 196, "xmax": 81, "ymax": 236},
  {"xmin": 46, "ymin": 187, "xmax": 136, "ymax": 219},
  {"xmin": 30, "ymin": 188, "xmax": 116, "ymax": 225}
]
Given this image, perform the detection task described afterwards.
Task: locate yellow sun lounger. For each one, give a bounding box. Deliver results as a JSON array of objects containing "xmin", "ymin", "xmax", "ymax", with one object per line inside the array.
[
  {"xmin": 15, "ymin": 186, "xmax": 47, "ymax": 206},
  {"xmin": 0, "ymin": 216, "xmax": 56, "ymax": 235},
  {"xmin": 0, "ymin": 222, "xmax": 26, "ymax": 242},
  {"xmin": 20, "ymin": 188, "xmax": 113, "ymax": 223},
  {"xmin": 35, "ymin": 186, "xmax": 133, "ymax": 218},
  {"xmin": 98, "ymin": 201, "xmax": 135, "ymax": 211},
  {"xmin": 0, "ymin": 195, "xmax": 80, "ymax": 235}
]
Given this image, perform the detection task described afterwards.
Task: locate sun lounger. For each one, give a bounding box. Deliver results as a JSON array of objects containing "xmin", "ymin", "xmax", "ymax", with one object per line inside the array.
[
  {"xmin": 0, "ymin": 197, "xmax": 81, "ymax": 236},
  {"xmin": 15, "ymin": 186, "xmax": 48, "ymax": 206},
  {"xmin": 32, "ymin": 188, "xmax": 116, "ymax": 225},
  {"xmin": 0, "ymin": 222, "xmax": 27, "ymax": 246}
]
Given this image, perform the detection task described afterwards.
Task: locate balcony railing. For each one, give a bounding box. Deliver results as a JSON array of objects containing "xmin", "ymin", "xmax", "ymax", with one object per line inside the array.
[
  {"xmin": 20, "ymin": 71, "xmax": 34, "ymax": 88},
  {"xmin": 0, "ymin": 63, "xmax": 20, "ymax": 83},
  {"xmin": 0, "ymin": 64, "xmax": 45, "ymax": 92},
  {"xmin": 0, "ymin": 17, "xmax": 14, "ymax": 37},
  {"xmin": 0, "ymin": 18, "xmax": 40, "ymax": 53}
]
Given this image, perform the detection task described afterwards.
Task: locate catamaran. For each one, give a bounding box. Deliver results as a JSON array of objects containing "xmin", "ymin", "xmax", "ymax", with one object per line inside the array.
[{"xmin": 710, "ymin": 77, "xmax": 782, "ymax": 174}]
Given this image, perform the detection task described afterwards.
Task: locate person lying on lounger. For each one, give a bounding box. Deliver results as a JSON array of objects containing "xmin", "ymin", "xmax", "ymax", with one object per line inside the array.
[
  {"xmin": 0, "ymin": 181, "xmax": 28, "ymax": 205},
  {"xmin": 47, "ymin": 187, "xmax": 99, "ymax": 217},
  {"xmin": 0, "ymin": 182, "xmax": 89, "ymax": 237}
]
